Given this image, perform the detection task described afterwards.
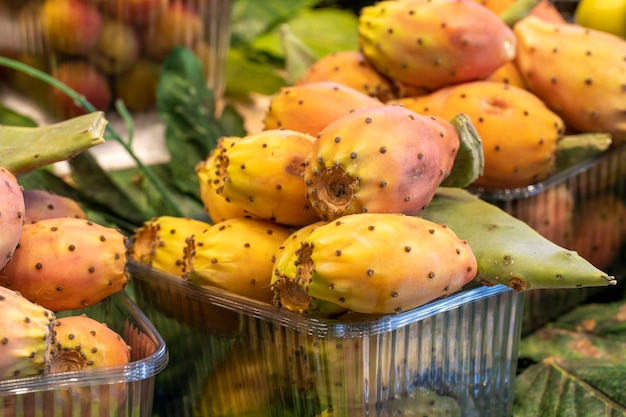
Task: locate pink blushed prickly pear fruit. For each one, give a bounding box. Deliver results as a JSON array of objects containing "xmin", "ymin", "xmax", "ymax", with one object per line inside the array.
[
  {"xmin": 304, "ymin": 105, "xmax": 459, "ymax": 220},
  {"xmin": 48, "ymin": 315, "xmax": 130, "ymax": 371},
  {"xmin": 0, "ymin": 286, "xmax": 55, "ymax": 379},
  {"xmin": 358, "ymin": 0, "xmax": 517, "ymax": 91},
  {"xmin": 185, "ymin": 218, "xmax": 292, "ymax": 304},
  {"xmin": 128, "ymin": 215, "xmax": 212, "ymax": 278},
  {"xmin": 40, "ymin": 0, "xmax": 103, "ymax": 55},
  {"xmin": 0, "ymin": 218, "xmax": 129, "ymax": 312},
  {"xmin": 22, "ymin": 189, "xmax": 86, "ymax": 224},
  {"xmin": 273, "ymin": 213, "xmax": 477, "ymax": 316},
  {"xmin": 263, "ymin": 81, "xmax": 385, "ymax": 136},
  {"xmin": 0, "ymin": 167, "xmax": 24, "ymax": 270},
  {"xmin": 212, "ymin": 129, "xmax": 322, "ymax": 227},
  {"xmin": 514, "ymin": 16, "xmax": 626, "ymax": 144}
]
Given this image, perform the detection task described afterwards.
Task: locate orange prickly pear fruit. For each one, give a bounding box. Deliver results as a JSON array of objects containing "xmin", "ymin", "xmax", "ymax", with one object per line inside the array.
[
  {"xmin": 304, "ymin": 105, "xmax": 461, "ymax": 220},
  {"xmin": 295, "ymin": 50, "xmax": 396, "ymax": 101},
  {"xmin": 196, "ymin": 136, "xmax": 251, "ymax": 223},
  {"xmin": 272, "ymin": 212, "xmax": 477, "ymax": 316},
  {"xmin": 485, "ymin": 61, "xmax": 527, "ymax": 89},
  {"xmin": 0, "ymin": 218, "xmax": 129, "ymax": 312},
  {"xmin": 22, "ymin": 189, "xmax": 86, "ymax": 224},
  {"xmin": 0, "ymin": 167, "xmax": 24, "ymax": 270},
  {"xmin": 263, "ymin": 81, "xmax": 384, "ymax": 136},
  {"xmin": 469, "ymin": 0, "xmax": 516, "ymax": 15},
  {"xmin": 185, "ymin": 218, "xmax": 292, "ymax": 304},
  {"xmin": 128, "ymin": 215, "xmax": 212, "ymax": 277},
  {"xmin": 391, "ymin": 80, "xmax": 565, "ymax": 189},
  {"xmin": 514, "ymin": 16, "xmax": 626, "ymax": 144},
  {"xmin": 213, "ymin": 129, "xmax": 321, "ymax": 227},
  {"xmin": 358, "ymin": 0, "xmax": 517, "ymax": 92},
  {"xmin": 529, "ymin": 0, "xmax": 567, "ymax": 24}
]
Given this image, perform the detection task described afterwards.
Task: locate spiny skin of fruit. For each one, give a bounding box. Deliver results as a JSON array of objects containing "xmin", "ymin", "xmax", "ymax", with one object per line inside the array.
[
  {"xmin": 48, "ymin": 314, "xmax": 130, "ymax": 372},
  {"xmin": 295, "ymin": 50, "xmax": 397, "ymax": 101},
  {"xmin": 263, "ymin": 81, "xmax": 385, "ymax": 136},
  {"xmin": 214, "ymin": 129, "xmax": 322, "ymax": 227},
  {"xmin": 358, "ymin": 0, "xmax": 517, "ymax": 91},
  {"xmin": 571, "ymin": 194, "xmax": 626, "ymax": 270},
  {"xmin": 0, "ymin": 286, "xmax": 55, "ymax": 379},
  {"xmin": 273, "ymin": 213, "xmax": 477, "ymax": 316},
  {"xmin": 196, "ymin": 136, "xmax": 250, "ymax": 223},
  {"xmin": 186, "ymin": 218, "xmax": 292, "ymax": 304},
  {"xmin": 128, "ymin": 215, "xmax": 212, "ymax": 278},
  {"xmin": 420, "ymin": 187, "xmax": 617, "ymax": 290},
  {"xmin": 391, "ymin": 81, "xmax": 565, "ymax": 189},
  {"xmin": 0, "ymin": 167, "xmax": 24, "ymax": 270},
  {"xmin": 485, "ymin": 61, "xmax": 527, "ymax": 89},
  {"xmin": 22, "ymin": 189, "xmax": 86, "ymax": 224},
  {"xmin": 0, "ymin": 218, "xmax": 129, "ymax": 312},
  {"xmin": 507, "ymin": 183, "xmax": 575, "ymax": 249},
  {"xmin": 304, "ymin": 105, "xmax": 459, "ymax": 221},
  {"xmin": 514, "ymin": 16, "xmax": 626, "ymax": 144}
]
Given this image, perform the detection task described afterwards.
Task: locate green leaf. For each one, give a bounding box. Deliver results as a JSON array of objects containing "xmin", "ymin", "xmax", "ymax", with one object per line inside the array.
[
  {"xmin": 225, "ymin": 48, "xmax": 287, "ymax": 97},
  {"xmin": 281, "ymin": 24, "xmax": 319, "ymax": 84},
  {"xmin": 0, "ymin": 103, "xmax": 37, "ymax": 127},
  {"xmin": 252, "ymin": 8, "xmax": 359, "ymax": 59}
]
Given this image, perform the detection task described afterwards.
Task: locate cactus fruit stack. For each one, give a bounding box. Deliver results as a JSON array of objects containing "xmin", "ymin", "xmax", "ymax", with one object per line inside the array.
[{"xmin": 0, "ymin": 167, "xmax": 24, "ymax": 270}]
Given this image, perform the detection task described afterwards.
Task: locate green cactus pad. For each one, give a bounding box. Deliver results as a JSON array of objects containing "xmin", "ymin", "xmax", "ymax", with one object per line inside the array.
[
  {"xmin": 0, "ymin": 111, "xmax": 107, "ymax": 176},
  {"xmin": 440, "ymin": 113, "xmax": 484, "ymax": 188},
  {"xmin": 420, "ymin": 187, "xmax": 617, "ymax": 291}
]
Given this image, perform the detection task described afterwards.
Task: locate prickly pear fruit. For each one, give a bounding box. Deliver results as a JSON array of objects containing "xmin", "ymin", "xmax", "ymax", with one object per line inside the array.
[
  {"xmin": 304, "ymin": 105, "xmax": 460, "ymax": 220},
  {"xmin": 420, "ymin": 187, "xmax": 617, "ymax": 290},
  {"xmin": 128, "ymin": 216, "xmax": 212, "ymax": 277},
  {"xmin": 0, "ymin": 218, "xmax": 129, "ymax": 312},
  {"xmin": 0, "ymin": 286, "xmax": 55, "ymax": 379},
  {"xmin": 485, "ymin": 61, "xmax": 527, "ymax": 89},
  {"xmin": 571, "ymin": 194, "xmax": 626, "ymax": 270},
  {"xmin": 272, "ymin": 221, "xmax": 326, "ymax": 286},
  {"xmin": 0, "ymin": 167, "xmax": 24, "ymax": 270},
  {"xmin": 514, "ymin": 16, "xmax": 626, "ymax": 144},
  {"xmin": 358, "ymin": 0, "xmax": 517, "ymax": 91},
  {"xmin": 263, "ymin": 81, "xmax": 384, "ymax": 136},
  {"xmin": 295, "ymin": 50, "xmax": 396, "ymax": 101},
  {"xmin": 186, "ymin": 218, "xmax": 292, "ymax": 304},
  {"xmin": 469, "ymin": 0, "xmax": 516, "ymax": 15},
  {"xmin": 273, "ymin": 212, "xmax": 478, "ymax": 316},
  {"xmin": 196, "ymin": 136, "xmax": 249, "ymax": 223},
  {"xmin": 212, "ymin": 129, "xmax": 321, "ymax": 227},
  {"xmin": 391, "ymin": 81, "xmax": 565, "ymax": 189},
  {"xmin": 48, "ymin": 314, "xmax": 130, "ymax": 372},
  {"xmin": 22, "ymin": 189, "xmax": 86, "ymax": 224}
]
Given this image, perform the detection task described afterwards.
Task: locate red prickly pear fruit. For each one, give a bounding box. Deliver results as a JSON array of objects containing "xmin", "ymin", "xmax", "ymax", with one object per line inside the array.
[
  {"xmin": 295, "ymin": 50, "xmax": 397, "ymax": 101},
  {"xmin": 272, "ymin": 213, "xmax": 477, "ymax": 316},
  {"xmin": 263, "ymin": 81, "xmax": 385, "ymax": 136},
  {"xmin": 22, "ymin": 189, "xmax": 86, "ymax": 224},
  {"xmin": 391, "ymin": 81, "xmax": 565, "ymax": 189},
  {"xmin": 48, "ymin": 315, "xmax": 130, "ymax": 371},
  {"xmin": 185, "ymin": 218, "xmax": 292, "ymax": 304},
  {"xmin": 571, "ymin": 194, "xmax": 626, "ymax": 270},
  {"xmin": 0, "ymin": 218, "xmax": 129, "ymax": 312},
  {"xmin": 514, "ymin": 16, "xmax": 626, "ymax": 144},
  {"xmin": 304, "ymin": 105, "xmax": 459, "ymax": 221},
  {"xmin": 212, "ymin": 129, "xmax": 322, "ymax": 227},
  {"xmin": 128, "ymin": 215, "xmax": 211, "ymax": 278},
  {"xmin": 0, "ymin": 167, "xmax": 24, "ymax": 270},
  {"xmin": 0, "ymin": 286, "xmax": 55, "ymax": 379},
  {"xmin": 358, "ymin": 0, "xmax": 517, "ymax": 92},
  {"xmin": 196, "ymin": 136, "xmax": 251, "ymax": 224}
]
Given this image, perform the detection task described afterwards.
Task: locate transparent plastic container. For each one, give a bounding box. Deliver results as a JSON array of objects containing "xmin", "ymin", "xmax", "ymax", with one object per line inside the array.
[
  {"xmin": 129, "ymin": 260, "xmax": 524, "ymax": 417},
  {"xmin": 0, "ymin": 0, "xmax": 232, "ymax": 118},
  {"xmin": 472, "ymin": 143, "xmax": 626, "ymax": 335},
  {"xmin": 0, "ymin": 291, "xmax": 169, "ymax": 417}
]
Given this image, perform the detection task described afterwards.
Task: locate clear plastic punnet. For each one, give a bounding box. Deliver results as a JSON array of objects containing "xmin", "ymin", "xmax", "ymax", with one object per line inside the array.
[
  {"xmin": 129, "ymin": 260, "xmax": 524, "ymax": 417},
  {"xmin": 0, "ymin": 291, "xmax": 169, "ymax": 417}
]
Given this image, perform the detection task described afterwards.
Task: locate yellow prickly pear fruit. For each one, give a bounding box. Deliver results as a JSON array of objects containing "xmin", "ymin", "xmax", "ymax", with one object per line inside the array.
[
  {"xmin": 196, "ymin": 136, "xmax": 250, "ymax": 223},
  {"xmin": 186, "ymin": 218, "xmax": 292, "ymax": 304},
  {"xmin": 295, "ymin": 50, "xmax": 396, "ymax": 101},
  {"xmin": 358, "ymin": 0, "xmax": 517, "ymax": 91},
  {"xmin": 213, "ymin": 129, "xmax": 322, "ymax": 227},
  {"xmin": 128, "ymin": 215, "xmax": 212, "ymax": 277},
  {"xmin": 391, "ymin": 80, "xmax": 565, "ymax": 189},
  {"xmin": 263, "ymin": 81, "xmax": 384, "ymax": 136},
  {"xmin": 514, "ymin": 16, "xmax": 626, "ymax": 144},
  {"xmin": 485, "ymin": 61, "xmax": 527, "ymax": 89}
]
